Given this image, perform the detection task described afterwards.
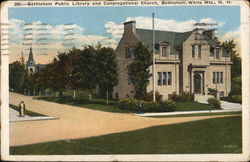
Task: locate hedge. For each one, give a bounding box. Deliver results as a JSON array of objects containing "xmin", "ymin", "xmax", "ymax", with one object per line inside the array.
[{"xmin": 118, "ymin": 99, "xmax": 176, "ymax": 112}]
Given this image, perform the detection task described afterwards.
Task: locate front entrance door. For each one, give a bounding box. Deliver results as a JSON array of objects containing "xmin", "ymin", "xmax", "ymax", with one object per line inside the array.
[{"xmin": 194, "ymin": 74, "xmax": 202, "ymax": 94}]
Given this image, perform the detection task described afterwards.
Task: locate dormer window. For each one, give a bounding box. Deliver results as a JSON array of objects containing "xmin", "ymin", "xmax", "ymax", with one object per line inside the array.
[
  {"xmin": 125, "ymin": 47, "xmax": 132, "ymax": 58},
  {"xmin": 162, "ymin": 46, "xmax": 167, "ymax": 57},
  {"xmin": 161, "ymin": 43, "xmax": 170, "ymax": 57}
]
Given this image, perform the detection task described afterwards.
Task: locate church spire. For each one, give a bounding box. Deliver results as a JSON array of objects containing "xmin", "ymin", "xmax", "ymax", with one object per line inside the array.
[{"xmin": 27, "ymin": 44, "xmax": 35, "ymax": 66}]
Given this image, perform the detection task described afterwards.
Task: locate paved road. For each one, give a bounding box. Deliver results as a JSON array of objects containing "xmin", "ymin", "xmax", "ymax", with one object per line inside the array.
[{"xmin": 10, "ymin": 93, "xmax": 239, "ymax": 146}]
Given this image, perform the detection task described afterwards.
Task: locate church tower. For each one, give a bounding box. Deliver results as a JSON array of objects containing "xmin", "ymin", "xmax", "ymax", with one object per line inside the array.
[{"xmin": 26, "ymin": 45, "xmax": 36, "ymax": 74}]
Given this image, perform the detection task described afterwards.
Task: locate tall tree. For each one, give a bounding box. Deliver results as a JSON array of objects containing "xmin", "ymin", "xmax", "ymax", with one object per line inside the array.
[
  {"xmin": 127, "ymin": 42, "xmax": 152, "ymax": 99},
  {"xmin": 222, "ymin": 40, "xmax": 241, "ymax": 79},
  {"xmin": 221, "ymin": 40, "xmax": 241, "ymax": 96},
  {"xmin": 9, "ymin": 61, "xmax": 26, "ymax": 93},
  {"xmin": 96, "ymin": 46, "xmax": 118, "ymax": 98}
]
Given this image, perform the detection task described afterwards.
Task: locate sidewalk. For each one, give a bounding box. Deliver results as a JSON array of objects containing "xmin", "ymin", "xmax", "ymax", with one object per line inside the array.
[
  {"xmin": 9, "ymin": 108, "xmax": 59, "ymax": 122},
  {"xmin": 136, "ymin": 100, "xmax": 242, "ymax": 117}
]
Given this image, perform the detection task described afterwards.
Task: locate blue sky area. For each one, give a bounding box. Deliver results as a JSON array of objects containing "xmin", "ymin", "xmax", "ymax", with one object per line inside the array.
[
  {"xmin": 9, "ymin": 6, "xmax": 240, "ymax": 35},
  {"xmin": 8, "ymin": 6, "xmax": 241, "ymax": 64}
]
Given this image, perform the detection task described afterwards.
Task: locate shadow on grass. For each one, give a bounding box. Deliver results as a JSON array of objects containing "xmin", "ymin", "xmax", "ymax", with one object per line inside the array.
[{"xmin": 10, "ymin": 115, "xmax": 242, "ymax": 154}]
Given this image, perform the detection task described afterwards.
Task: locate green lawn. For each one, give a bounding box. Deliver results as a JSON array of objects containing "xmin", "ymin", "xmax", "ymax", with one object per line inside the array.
[
  {"xmin": 35, "ymin": 97, "xmax": 131, "ymax": 113},
  {"xmin": 35, "ymin": 97, "xmax": 217, "ymax": 113},
  {"xmin": 10, "ymin": 115, "xmax": 242, "ymax": 154},
  {"xmin": 148, "ymin": 111, "xmax": 242, "ymax": 118},
  {"xmin": 176, "ymin": 101, "xmax": 221, "ymax": 111},
  {"xmin": 9, "ymin": 104, "xmax": 46, "ymax": 117}
]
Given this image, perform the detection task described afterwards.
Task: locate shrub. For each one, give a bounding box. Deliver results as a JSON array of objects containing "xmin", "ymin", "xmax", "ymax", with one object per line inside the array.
[
  {"xmin": 118, "ymin": 98, "xmax": 176, "ymax": 112},
  {"xmin": 208, "ymin": 88, "xmax": 217, "ymax": 97},
  {"xmin": 158, "ymin": 100, "xmax": 176, "ymax": 112},
  {"xmin": 221, "ymin": 95, "xmax": 242, "ymax": 104},
  {"xmin": 118, "ymin": 98, "xmax": 132, "ymax": 110},
  {"xmin": 207, "ymin": 97, "xmax": 221, "ymax": 109},
  {"xmin": 143, "ymin": 101, "xmax": 160, "ymax": 112},
  {"xmin": 142, "ymin": 91, "xmax": 162, "ymax": 101},
  {"xmin": 168, "ymin": 92, "xmax": 179, "ymax": 102},
  {"xmin": 169, "ymin": 92, "xmax": 194, "ymax": 102},
  {"xmin": 231, "ymin": 95, "xmax": 242, "ymax": 103}
]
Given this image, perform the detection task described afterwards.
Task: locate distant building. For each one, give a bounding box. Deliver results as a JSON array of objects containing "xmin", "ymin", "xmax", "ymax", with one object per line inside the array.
[
  {"xmin": 113, "ymin": 21, "xmax": 232, "ymax": 100},
  {"xmin": 26, "ymin": 46, "xmax": 47, "ymax": 74}
]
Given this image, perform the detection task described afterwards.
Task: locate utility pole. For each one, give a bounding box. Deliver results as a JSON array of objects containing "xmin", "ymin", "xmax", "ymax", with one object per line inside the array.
[{"xmin": 152, "ymin": 12, "xmax": 156, "ymax": 102}]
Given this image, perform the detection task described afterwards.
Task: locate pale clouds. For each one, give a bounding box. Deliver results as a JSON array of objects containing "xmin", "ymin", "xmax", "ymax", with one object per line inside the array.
[
  {"xmin": 9, "ymin": 17, "xmax": 240, "ymax": 63},
  {"xmin": 104, "ymin": 16, "xmax": 225, "ymax": 40},
  {"xmin": 9, "ymin": 18, "xmax": 118, "ymax": 63},
  {"xmin": 219, "ymin": 27, "xmax": 241, "ymax": 55},
  {"xmin": 220, "ymin": 27, "xmax": 240, "ymax": 43}
]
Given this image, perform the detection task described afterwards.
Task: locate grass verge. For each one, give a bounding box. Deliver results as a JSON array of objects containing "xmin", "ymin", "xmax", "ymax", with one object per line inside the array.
[
  {"xmin": 35, "ymin": 97, "xmax": 131, "ymax": 113},
  {"xmin": 146, "ymin": 111, "xmax": 241, "ymax": 118},
  {"xmin": 35, "ymin": 97, "xmax": 217, "ymax": 113},
  {"xmin": 10, "ymin": 104, "xmax": 47, "ymax": 117},
  {"xmin": 176, "ymin": 101, "xmax": 221, "ymax": 111},
  {"xmin": 10, "ymin": 115, "xmax": 241, "ymax": 154}
]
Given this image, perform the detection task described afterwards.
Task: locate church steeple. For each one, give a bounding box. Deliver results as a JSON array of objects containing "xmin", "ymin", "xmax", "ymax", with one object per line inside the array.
[{"xmin": 27, "ymin": 45, "xmax": 35, "ymax": 66}]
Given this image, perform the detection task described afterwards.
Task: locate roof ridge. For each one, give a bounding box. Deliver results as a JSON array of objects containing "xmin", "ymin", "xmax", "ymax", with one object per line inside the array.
[{"xmin": 136, "ymin": 28, "xmax": 180, "ymax": 34}]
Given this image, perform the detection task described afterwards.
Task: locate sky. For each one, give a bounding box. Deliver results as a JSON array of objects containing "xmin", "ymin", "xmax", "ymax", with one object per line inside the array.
[{"xmin": 8, "ymin": 6, "xmax": 240, "ymax": 64}]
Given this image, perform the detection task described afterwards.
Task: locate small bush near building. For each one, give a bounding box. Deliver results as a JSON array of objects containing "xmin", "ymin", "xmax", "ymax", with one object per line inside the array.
[
  {"xmin": 231, "ymin": 95, "xmax": 242, "ymax": 103},
  {"xmin": 221, "ymin": 95, "xmax": 242, "ymax": 104},
  {"xmin": 158, "ymin": 100, "xmax": 176, "ymax": 112},
  {"xmin": 118, "ymin": 99, "xmax": 176, "ymax": 112},
  {"xmin": 207, "ymin": 98, "xmax": 221, "ymax": 109},
  {"xmin": 142, "ymin": 91, "xmax": 162, "ymax": 101},
  {"xmin": 208, "ymin": 88, "xmax": 217, "ymax": 97},
  {"xmin": 169, "ymin": 92, "xmax": 194, "ymax": 102}
]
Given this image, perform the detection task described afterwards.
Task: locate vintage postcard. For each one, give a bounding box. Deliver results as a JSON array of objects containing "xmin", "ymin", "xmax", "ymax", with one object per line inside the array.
[{"xmin": 1, "ymin": 0, "xmax": 250, "ymax": 161}]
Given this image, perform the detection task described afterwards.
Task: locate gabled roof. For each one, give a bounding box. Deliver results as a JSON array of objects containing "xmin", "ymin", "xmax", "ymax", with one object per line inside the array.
[
  {"xmin": 174, "ymin": 31, "xmax": 193, "ymax": 46},
  {"xmin": 134, "ymin": 27, "xmax": 229, "ymax": 57},
  {"xmin": 136, "ymin": 28, "xmax": 192, "ymax": 54}
]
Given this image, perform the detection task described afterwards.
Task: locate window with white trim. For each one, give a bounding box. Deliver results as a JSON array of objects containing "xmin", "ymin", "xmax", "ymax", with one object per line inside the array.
[
  {"xmin": 158, "ymin": 72, "xmax": 172, "ymax": 86},
  {"xmin": 192, "ymin": 45, "xmax": 195, "ymax": 58},
  {"xmin": 213, "ymin": 72, "xmax": 223, "ymax": 84}
]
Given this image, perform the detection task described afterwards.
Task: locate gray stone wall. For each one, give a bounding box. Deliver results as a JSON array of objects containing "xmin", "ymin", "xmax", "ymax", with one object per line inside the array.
[{"xmin": 113, "ymin": 22, "xmax": 231, "ymax": 100}]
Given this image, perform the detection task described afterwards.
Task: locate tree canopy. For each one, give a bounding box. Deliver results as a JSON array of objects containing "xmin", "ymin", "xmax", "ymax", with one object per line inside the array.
[
  {"xmin": 221, "ymin": 40, "xmax": 241, "ymax": 96},
  {"xmin": 127, "ymin": 42, "xmax": 152, "ymax": 99},
  {"xmin": 34, "ymin": 45, "xmax": 118, "ymax": 98}
]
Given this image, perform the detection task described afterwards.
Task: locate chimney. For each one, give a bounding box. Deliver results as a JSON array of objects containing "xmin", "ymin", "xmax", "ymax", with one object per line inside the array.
[
  {"xmin": 203, "ymin": 29, "xmax": 215, "ymax": 40},
  {"xmin": 124, "ymin": 21, "xmax": 136, "ymax": 34}
]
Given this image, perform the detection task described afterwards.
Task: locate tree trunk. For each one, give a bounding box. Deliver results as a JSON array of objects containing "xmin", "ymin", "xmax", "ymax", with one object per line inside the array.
[
  {"xmin": 89, "ymin": 93, "xmax": 92, "ymax": 101},
  {"xmin": 73, "ymin": 90, "xmax": 76, "ymax": 99},
  {"xmin": 106, "ymin": 90, "xmax": 109, "ymax": 104}
]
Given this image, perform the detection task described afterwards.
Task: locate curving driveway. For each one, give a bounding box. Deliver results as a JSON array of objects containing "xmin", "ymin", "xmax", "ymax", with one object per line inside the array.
[{"xmin": 9, "ymin": 92, "xmax": 239, "ymax": 146}]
